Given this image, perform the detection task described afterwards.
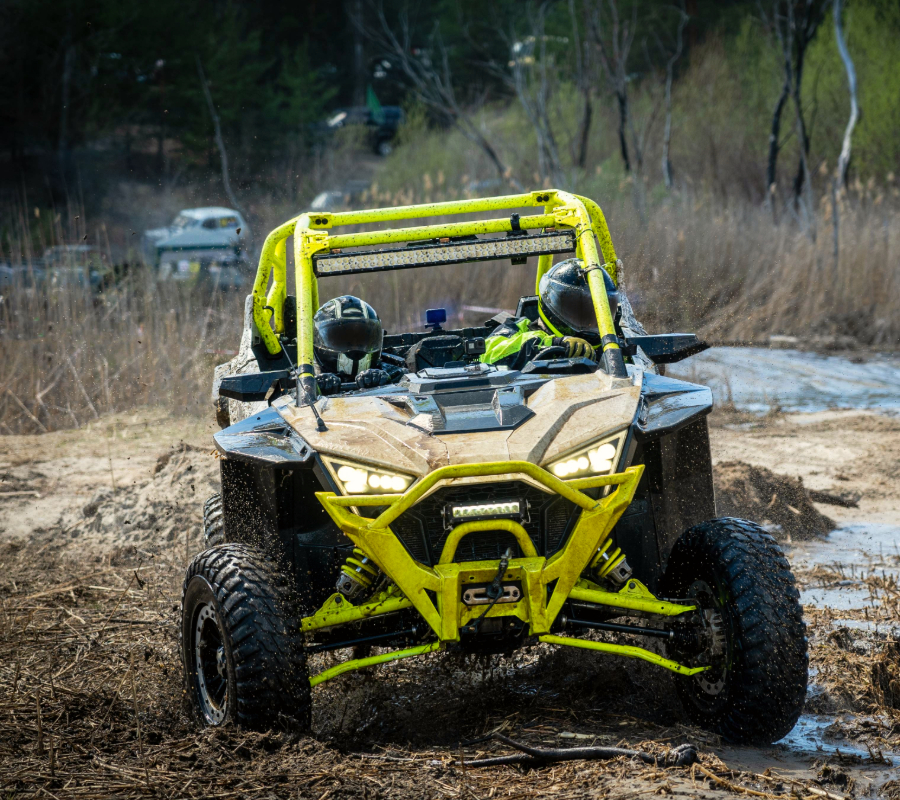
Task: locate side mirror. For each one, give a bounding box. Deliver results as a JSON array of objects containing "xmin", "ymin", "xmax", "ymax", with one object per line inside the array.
[
  {"xmin": 219, "ymin": 370, "xmax": 292, "ymax": 402},
  {"xmin": 622, "ymin": 334, "xmax": 709, "ymax": 364}
]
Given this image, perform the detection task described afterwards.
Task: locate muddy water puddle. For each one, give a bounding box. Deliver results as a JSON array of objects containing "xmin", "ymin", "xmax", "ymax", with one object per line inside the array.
[
  {"xmin": 778, "ymin": 714, "xmax": 888, "ymax": 759},
  {"xmin": 787, "ymin": 523, "xmax": 900, "ymax": 610},
  {"xmin": 668, "ymin": 347, "xmax": 900, "ymax": 413}
]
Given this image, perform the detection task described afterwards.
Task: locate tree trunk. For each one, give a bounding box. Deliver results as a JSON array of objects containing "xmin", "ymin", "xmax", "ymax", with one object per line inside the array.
[
  {"xmin": 576, "ymin": 92, "xmax": 593, "ymax": 170},
  {"xmin": 350, "ymin": 0, "xmax": 366, "ymax": 106},
  {"xmin": 833, "ymin": 0, "xmax": 859, "ymax": 191},
  {"xmin": 662, "ymin": 67, "xmax": 674, "ymax": 188},
  {"xmin": 765, "ymin": 76, "xmax": 790, "ymax": 197},
  {"xmin": 197, "ymin": 57, "xmax": 245, "ymax": 220},
  {"xmin": 662, "ymin": 5, "xmax": 688, "ymax": 190},
  {"xmin": 616, "ymin": 91, "xmax": 631, "ymax": 172}
]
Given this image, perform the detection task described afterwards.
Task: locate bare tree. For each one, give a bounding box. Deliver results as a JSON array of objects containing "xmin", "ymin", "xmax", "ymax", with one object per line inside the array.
[
  {"xmin": 196, "ymin": 57, "xmax": 245, "ymax": 221},
  {"xmin": 568, "ymin": 0, "xmax": 594, "ymax": 170},
  {"xmin": 364, "ymin": 4, "xmax": 521, "ymax": 190},
  {"xmin": 507, "ymin": 4, "xmax": 567, "ymax": 187},
  {"xmin": 760, "ymin": 0, "xmax": 827, "ymax": 219},
  {"xmin": 658, "ymin": 2, "xmax": 688, "ymax": 189},
  {"xmin": 833, "ymin": 0, "xmax": 859, "ymax": 191},
  {"xmin": 589, "ymin": 0, "xmax": 638, "ymax": 174}
]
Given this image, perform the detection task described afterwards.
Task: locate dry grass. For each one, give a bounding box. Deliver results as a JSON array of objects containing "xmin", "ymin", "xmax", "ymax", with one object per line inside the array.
[
  {"xmin": 2, "ymin": 185, "xmax": 898, "ymax": 433},
  {"xmin": 0, "ymin": 276, "xmax": 243, "ymax": 434}
]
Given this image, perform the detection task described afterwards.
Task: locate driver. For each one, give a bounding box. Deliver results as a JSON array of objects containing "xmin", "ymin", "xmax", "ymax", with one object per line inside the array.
[
  {"xmin": 313, "ymin": 295, "xmax": 404, "ymax": 394},
  {"xmin": 480, "ymin": 258, "xmax": 619, "ymax": 370}
]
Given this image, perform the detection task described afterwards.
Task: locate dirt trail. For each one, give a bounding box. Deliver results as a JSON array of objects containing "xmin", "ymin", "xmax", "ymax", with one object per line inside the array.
[{"xmin": 1, "ymin": 406, "xmax": 899, "ymax": 798}]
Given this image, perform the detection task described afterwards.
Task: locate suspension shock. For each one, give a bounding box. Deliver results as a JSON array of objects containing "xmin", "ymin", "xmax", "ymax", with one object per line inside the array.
[
  {"xmin": 335, "ymin": 548, "xmax": 381, "ymax": 600},
  {"xmin": 590, "ymin": 539, "xmax": 633, "ymax": 588}
]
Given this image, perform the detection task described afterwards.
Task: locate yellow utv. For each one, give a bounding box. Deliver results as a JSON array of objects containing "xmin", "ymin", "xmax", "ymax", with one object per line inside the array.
[{"xmin": 181, "ymin": 191, "xmax": 807, "ymax": 744}]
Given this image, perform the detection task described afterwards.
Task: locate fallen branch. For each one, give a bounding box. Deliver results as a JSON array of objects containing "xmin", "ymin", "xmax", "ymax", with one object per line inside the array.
[
  {"xmin": 455, "ymin": 732, "xmax": 697, "ymax": 769},
  {"xmin": 6, "ymin": 389, "xmax": 48, "ymax": 433},
  {"xmin": 692, "ymin": 763, "xmax": 774, "ymax": 797},
  {"xmin": 808, "ymin": 489, "xmax": 859, "ymax": 509}
]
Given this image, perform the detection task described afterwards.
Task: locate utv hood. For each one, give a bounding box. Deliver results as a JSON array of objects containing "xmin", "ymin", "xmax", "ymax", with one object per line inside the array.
[{"xmin": 277, "ymin": 370, "xmax": 642, "ymax": 476}]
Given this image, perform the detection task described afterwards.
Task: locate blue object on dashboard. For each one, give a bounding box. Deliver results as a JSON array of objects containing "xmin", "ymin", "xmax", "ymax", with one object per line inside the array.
[{"xmin": 425, "ymin": 308, "xmax": 447, "ymax": 331}]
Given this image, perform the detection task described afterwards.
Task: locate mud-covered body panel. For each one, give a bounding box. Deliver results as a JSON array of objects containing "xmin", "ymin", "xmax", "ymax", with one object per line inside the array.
[{"xmin": 212, "ymin": 362, "xmax": 713, "ymax": 610}]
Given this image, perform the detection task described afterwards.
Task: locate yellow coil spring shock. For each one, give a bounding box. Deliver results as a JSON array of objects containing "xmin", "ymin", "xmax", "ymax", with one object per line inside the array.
[
  {"xmin": 590, "ymin": 539, "xmax": 632, "ymax": 587},
  {"xmin": 335, "ymin": 548, "xmax": 381, "ymax": 600}
]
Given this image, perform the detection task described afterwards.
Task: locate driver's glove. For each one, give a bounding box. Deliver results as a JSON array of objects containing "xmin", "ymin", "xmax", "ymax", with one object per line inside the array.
[
  {"xmin": 316, "ymin": 372, "xmax": 342, "ymax": 395},
  {"xmin": 553, "ymin": 336, "xmax": 597, "ymax": 360},
  {"xmin": 356, "ymin": 368, "xmax": 391, "ymax": 390}
]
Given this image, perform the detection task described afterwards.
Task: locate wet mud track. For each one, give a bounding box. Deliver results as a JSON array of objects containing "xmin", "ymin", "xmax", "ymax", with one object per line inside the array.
[{"xmin": 2, "ymin": 404, "xmax": 900, "ymax": 798}]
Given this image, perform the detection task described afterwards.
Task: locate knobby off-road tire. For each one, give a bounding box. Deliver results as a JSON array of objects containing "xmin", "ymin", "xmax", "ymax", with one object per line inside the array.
[
  {"xmin": 660, "ymin": 517, "xmax": 808, "ymax": 745},
  {"xmin": 181, "ymin": 544, "xmax": 311, "ymax": 731},
  {"xmin": 203, "ymin": 493, "xmax": 225, "ymax": 547}
]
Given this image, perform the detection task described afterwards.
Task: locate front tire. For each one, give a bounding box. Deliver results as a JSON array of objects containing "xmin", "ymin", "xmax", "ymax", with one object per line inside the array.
[
  {"xmin": 661, "ymin": 518, "xmax": 808, "ymax": 744},
  {"xmin": 202, "ymin": 493, "xmax": 224, "ymax": 547},
  {"xmin": 181, "ymin": 544, "xmax": 311, "ymax": 730}
]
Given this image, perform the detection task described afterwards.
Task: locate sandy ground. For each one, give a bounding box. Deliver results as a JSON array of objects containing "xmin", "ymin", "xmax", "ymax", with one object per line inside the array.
[{"xmin": 1, "ymin": 407, "xmax": 899, "ymax": 798}]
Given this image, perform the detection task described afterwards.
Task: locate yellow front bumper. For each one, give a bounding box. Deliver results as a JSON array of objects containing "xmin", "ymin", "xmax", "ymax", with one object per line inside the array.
[{"xmin": 311, "ymin": 461, "xmax": 693, "ymax": 640}]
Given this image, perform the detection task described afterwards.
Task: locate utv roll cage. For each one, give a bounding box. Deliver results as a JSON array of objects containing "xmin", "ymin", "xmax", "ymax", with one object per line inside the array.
[{"xmin": 251, "ymin": 190, "xmax": 628, "ymax": 394}]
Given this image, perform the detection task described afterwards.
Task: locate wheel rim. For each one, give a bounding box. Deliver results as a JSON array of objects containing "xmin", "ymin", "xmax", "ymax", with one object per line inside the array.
[
  {"xmin": 687, "ymin": 579, "xmax": 728, "ymax": 698},
  {"xmin": 194, "ymin": 602, "xmax": 228, "ymax": 724}
]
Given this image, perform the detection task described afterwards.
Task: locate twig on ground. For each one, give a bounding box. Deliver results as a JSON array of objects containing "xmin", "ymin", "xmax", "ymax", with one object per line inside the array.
[{"xmin": 454, "ymin": 732, "xmax": 698, "ymax": 769}]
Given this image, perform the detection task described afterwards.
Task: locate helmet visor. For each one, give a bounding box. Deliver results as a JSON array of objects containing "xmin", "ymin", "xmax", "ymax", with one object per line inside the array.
[{"xmin": 315, "ymin": 317, "xmax": 383, "ymax": 357}]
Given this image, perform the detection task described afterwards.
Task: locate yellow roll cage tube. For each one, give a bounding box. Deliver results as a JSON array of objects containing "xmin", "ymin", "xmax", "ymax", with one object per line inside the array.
[
  {"xmin": 250, "ymin": 191, "xmax": 702, "ymax": 687},
  {"xmin": 251, "ymin": 190, "xmax": 625, "ymax": 381}
]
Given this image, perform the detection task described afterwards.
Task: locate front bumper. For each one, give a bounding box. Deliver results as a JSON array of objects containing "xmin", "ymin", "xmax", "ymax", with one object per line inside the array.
[{"xmin": 313, "ymin": 461, "xmax": 693, "ymax": 640}]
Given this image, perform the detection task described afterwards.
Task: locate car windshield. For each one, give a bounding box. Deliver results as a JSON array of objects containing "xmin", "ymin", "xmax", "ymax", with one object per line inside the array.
[{"xmin": 172, "ymin": 214, "xmax": 200, "ymax": 229}]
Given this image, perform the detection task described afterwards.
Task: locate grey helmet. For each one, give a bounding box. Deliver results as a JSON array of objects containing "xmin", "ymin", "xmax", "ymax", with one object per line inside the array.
[
  {"xmin": 313, "ymin": 295, "xmax": 383, "ymax": 379},
  {"xmin": 538, "ymin": 258, "xmax": 618, "ymax": 346}
]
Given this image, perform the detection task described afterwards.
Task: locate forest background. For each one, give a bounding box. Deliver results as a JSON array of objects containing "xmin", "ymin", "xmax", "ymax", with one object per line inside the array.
[{"xmin": 0, "ymin": 0, "xmax": 897, "ymax": 430}]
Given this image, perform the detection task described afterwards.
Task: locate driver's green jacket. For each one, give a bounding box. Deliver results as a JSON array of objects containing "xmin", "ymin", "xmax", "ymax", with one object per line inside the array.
[{"xmin": 480, "ymin": 317, "xmax": 555, "ymax": 370}]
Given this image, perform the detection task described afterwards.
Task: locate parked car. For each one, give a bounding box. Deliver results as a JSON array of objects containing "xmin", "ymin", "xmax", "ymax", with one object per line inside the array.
[
  {"xmin": 42, "ymin": 245, "xmax": 109, "ymax": 290},
  {"xmin": 324, "ymin": 106, "xmax": 404, "ymax": 156},
  {"xmin": 309, "ymin": 180, "xmax": 372, "ymax": 212},
  {"xmin": 143, "ymin": 207, "xmax": 249, "ymax": 271}
]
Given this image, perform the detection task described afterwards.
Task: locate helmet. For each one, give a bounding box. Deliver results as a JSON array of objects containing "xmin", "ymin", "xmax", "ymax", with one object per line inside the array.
[
  {"xmin": 538, "ymin": 258, "xmax": 619, "ymax": 345},
  {"xmin": 313, "ymin": 295, "xmax": 383, "ymax": 379}
]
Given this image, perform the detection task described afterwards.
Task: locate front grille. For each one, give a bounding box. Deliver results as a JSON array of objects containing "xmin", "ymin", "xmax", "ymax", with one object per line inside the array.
[{"xmin": 390, "ymin": 480, "xmax": 579, "ymax": 565}]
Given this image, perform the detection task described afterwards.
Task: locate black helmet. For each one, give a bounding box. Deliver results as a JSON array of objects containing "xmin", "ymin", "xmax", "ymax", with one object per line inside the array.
[
  {"xmin": 313, "ymin": 295, "xmax": 383, "ymax": 379},
  {"xmin": 538, "ymin": 258, "xmax": 619, "ymax": 345}
]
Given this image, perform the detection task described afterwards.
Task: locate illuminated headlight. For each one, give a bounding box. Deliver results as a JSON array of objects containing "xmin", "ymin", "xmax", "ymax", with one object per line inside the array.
[
  {"xmin": 547, "ymin": 436, "xmax": 623, "ymax": 480},
  {"xmin": 325, "ymin": 458, "xmax": 414, "ymax": 495},
  {"xmin": 452, "ymin": 501, "xmax": 520, "ymax": 519}
]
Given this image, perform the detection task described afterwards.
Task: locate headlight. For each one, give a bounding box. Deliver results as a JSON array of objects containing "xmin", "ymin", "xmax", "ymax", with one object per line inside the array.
[
  {"xmin": 324, "ymin": 457, "xmax": 415, "ymax": 495},
  {"xmin": 546, "ymin": 434, "xmax": 624, "ymax": 480}
]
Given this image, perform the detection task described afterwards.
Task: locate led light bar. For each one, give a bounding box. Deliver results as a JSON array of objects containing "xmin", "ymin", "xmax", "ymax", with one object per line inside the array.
[
  {"xmin": 452, "ymin": 501, "xmax": 521, "ymax": 519},
  {"xmin": 313, "ymin": 231, "xmax": 576, "ymax": 276}
]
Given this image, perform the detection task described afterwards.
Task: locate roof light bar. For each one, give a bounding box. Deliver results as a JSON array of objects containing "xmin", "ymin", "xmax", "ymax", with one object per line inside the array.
[{"xmin": 313, "ymin": 230, "xmax": 576, "ymax": 277}]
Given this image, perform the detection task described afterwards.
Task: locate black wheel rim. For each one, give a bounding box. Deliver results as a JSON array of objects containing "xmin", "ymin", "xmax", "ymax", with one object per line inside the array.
[
  {"xmin": 687, "ymin": 579, "xmax": 729, "ymax": 699},
  {"xmin": 194, "ymin": 602, "xmax": 228, "ymax": 725}
]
